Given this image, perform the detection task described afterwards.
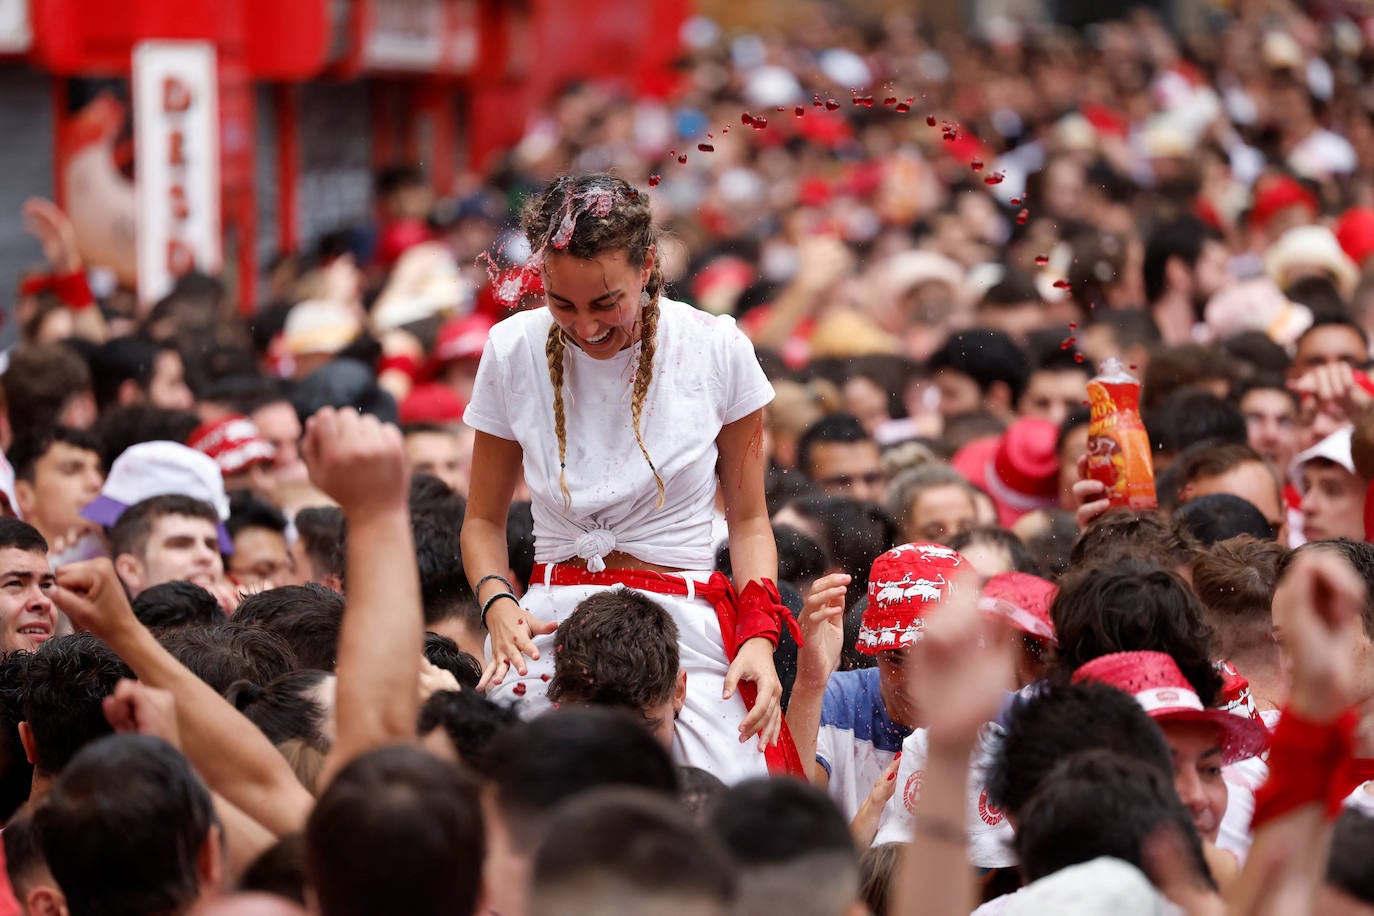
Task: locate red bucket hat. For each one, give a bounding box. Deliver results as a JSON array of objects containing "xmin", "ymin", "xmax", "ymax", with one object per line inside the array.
[
  {"xmin": 978, "ymin": 571, "xmax": 1057, "ymax": 644},
  {"xmin": 1072, "ymin": 651, "xmax": 1270, "ymax": 764},
  {"xmin": 951, "ymin": 417, "xmax": 1060, "ymax": 527},
  {"xmin": 859, "ymin": 543, "xmax": 968, "ymax": 654}
]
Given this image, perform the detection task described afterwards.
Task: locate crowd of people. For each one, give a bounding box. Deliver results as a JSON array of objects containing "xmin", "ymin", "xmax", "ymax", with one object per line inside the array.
[{"xmin": 3, "ymin": 1, "xmax": 1374, "ymax": 914}]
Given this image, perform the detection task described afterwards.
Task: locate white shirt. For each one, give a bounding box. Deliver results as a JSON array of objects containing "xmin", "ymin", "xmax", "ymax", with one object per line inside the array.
[
  {"xmin": 872, "ymin": 723, "xmax": 1018, "ymax": 867},
  {"xmin": 464, "ymin": 298, "xmax": 774, "ymax": 571}
]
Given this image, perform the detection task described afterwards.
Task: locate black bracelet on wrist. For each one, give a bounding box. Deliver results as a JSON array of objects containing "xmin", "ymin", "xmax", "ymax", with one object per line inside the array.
[
  {"xmin": 475, "ymin": 573, "xmax": 515, "ymax": 594},
  {"xmin": 480, "ymin": 591, "xmax": 520, "ymax": 629}
]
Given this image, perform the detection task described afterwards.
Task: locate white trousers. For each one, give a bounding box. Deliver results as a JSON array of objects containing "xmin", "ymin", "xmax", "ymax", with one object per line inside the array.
[{"xmin": 485, "ymin": 572, "xmax": 770, "ymax": 785}]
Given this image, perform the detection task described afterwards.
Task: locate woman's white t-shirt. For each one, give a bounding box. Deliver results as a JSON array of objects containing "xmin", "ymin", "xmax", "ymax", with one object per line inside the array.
[{"xmin": 464, "ymin": 297, "xmax": 774, "ymax": 572}]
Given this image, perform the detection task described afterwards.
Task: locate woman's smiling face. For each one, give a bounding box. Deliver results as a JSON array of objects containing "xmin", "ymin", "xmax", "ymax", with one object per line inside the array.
[{"xmin": 542, "ymin": 248, "xmax": 653, "ymax": 359}]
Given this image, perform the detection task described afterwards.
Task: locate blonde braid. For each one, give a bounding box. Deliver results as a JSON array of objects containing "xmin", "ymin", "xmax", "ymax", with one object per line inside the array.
[
  {"xmin": 631, "ymin": 295, "xmax": 666, "ymax": 509},
  {"xmin": 546, "ymin": 321, "xmax": 572, "ymax": 511}
]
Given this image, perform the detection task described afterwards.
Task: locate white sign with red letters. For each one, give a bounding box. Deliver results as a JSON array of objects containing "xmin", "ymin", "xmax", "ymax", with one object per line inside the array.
[{"xmin": 132, "ymin": 41, "xmax": 221, "ymax": 304}]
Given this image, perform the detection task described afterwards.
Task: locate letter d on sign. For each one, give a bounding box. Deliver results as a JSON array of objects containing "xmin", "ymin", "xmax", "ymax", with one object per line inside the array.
[{"xmin": 162, "ymin": 77, "xmax": 192, "ymax": 113}]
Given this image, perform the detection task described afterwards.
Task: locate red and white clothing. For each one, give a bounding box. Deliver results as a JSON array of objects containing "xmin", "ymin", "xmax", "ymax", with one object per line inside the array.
[
  {"xmin": 1217, "ymin": 708, "xmax": 1280, "ymax": 861},
  {"xmin": 872, "ymin": 724, "xmax": 1017, "ymax": 867},
  {"xmin": 464, "ymin": 298, "xmax": 776, "ymax": 782}
]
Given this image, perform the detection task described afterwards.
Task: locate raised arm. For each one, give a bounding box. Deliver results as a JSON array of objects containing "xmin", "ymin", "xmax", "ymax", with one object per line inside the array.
[
  {"xmin": 303, "ymin": 408, "xmax": 423, "ymax": 787},
  {"xmin": 749, "ymin": 236, "xmax": 851, "ymax": 350},
  {"xmin": 1227, "ymin": 551, "xmax": 1366, "ymax": 916},
  {"xmin": 894, "ymin": 570, "xmax": 1012, "ymax": 916},
  {"xmin": 50, "ymin": 560, "xmax": 313, "ymax": 836},
  {"xmin": 21, "ymin": 197, "xmax": 108, "ymax": 344},
  {"xmin": 100, "ymin": 678, "xmax": 276, "ymax": 879},
  {"xmin": 785, "ymin": 572, "xmax": 850, "ymax": 786}
]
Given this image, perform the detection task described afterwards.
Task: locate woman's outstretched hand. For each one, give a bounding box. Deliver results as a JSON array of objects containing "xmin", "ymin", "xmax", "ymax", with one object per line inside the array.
[
  {"xmin": 725, "ymin": 636, "xmax": 783, "ymax": 750},
  {"xmin": 477, "ymin": 599, "xmax": 557, "ymax": 692}
]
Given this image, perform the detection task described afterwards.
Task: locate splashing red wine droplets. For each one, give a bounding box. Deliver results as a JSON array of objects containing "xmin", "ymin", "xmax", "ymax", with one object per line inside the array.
[
  {"xmin": 895, "ymin": 98, "xmax": 912, "ymax": 113},
  {"xmin": 1074, "ymin": 353, "xmax": 1085, "ymax": 363},
  {"xmin": 1053, "ymin": 279, "xmax": 1072, "ymax": 290},
  {"xmin": 677, "ymin": 154, "xmax": 688, "ymax": 164},
  {"xmin": 984, "ymin": 172, "xmax": 1005, "ymax": 185},
  {"xmin": 648, "ymin": 175, "xmax": 661, "ymax": 187},
  {"xmin": 1034, "ymin": 254, "xmax": 1049, "ymax": 266},
  {"xmin": 795, "ymin": 106, "xmax": 805, "ymax": 117},
  {"xmin": 970, "ymin": 158, "xmax": 984, "ymax": 172},
  {"xmin": 884, "ymin": 96, "xmax": 897, "ymax": 106},
  {"xmin": 587, "ymin": 188, "xmax": 615, "ymax": 217},
  {"xmin": 512, "ymin": 682, "xmax": 527, "ymax": 697},
  {"xmin": 1016, "ymin": 209, "xmax": 1029, "ymax": 224},
  {"xmin": 697, "ymin": 143, "xmax": 714, "ymax": 152},
  {"xmin": 1061, "ymin": 336, "xmax": 1077, "ymax": 350},
  {"xmin": 825, "ymin": 99, "xmax": 841, "ymax": 111},
  {"xmin": 551, "ymin": 212, "xmax": 576, "ymax": 249},
  {"xmin": 1010, "ymin": 196, "xmax": 1022, "ymax": 206},
  {"xmin": 751, "ymin": 116, "xmax": 768, "ymax": 130}
]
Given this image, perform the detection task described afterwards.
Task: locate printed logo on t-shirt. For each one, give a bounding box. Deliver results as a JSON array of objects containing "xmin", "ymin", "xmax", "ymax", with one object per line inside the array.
[
  {"xmin": 977, "ymin": 787, "xmax": 1005, "ymax": 826},
  {"xmin": 902, "ymin": 770, "xmax": 925, "ymax": 814}
]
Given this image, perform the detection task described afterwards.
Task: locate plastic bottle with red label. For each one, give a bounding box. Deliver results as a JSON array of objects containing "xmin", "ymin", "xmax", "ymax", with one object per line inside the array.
[{"xmin": 1085, "ymin": 358, "xmax": 1157, "ymax": 511}]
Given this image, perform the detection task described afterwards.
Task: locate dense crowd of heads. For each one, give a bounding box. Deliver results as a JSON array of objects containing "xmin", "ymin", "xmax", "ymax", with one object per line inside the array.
[{"xmin": 2, "ymin": 2, "xmax": 1374, "ymax": 914}]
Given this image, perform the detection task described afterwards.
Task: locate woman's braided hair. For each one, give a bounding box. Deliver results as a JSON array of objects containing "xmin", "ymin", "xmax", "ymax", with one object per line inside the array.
[{"xmin": 523, "ymin": 174, "xmax": 666, "ymax": 511}]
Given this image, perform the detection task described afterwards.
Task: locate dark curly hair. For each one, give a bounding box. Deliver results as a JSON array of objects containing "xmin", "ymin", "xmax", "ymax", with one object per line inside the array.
[
  {"xmin": 1049, "ymin": 557, "xmax": 1222, "ymax": 704},
  {"xmin": 548, "ymin": 589, "xmax": 679, "ymax": 717}
]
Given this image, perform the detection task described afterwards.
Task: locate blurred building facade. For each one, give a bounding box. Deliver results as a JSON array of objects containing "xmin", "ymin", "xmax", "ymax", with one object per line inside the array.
[{"xmin": 0, "ymin": 0, "xmax": 685, "ymax": 312}]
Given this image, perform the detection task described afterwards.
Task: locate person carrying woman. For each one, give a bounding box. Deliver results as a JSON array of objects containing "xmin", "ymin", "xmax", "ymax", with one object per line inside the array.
[{"xmin": 460, "ymin": 173, "xmax": 799, "ymax": 782}]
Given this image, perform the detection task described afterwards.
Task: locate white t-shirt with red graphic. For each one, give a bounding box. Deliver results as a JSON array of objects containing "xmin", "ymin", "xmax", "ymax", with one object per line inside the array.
[{"xmin": 871, "ymin": 723, "xmax": 1017, "ymax": 867}]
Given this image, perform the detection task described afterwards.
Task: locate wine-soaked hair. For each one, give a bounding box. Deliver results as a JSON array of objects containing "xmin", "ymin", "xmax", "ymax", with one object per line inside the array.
[{"xmin": 523, "ymin": 174, "xmax": 665, "ymax": 510}]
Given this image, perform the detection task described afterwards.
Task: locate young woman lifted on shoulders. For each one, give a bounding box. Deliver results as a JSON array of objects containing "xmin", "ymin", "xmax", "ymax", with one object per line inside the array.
[{"xmin": 460, "ymin": 173, "xmax": 799, "ymax": 781}]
